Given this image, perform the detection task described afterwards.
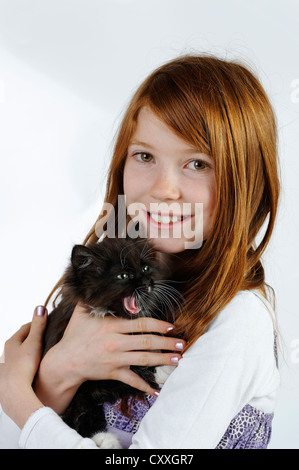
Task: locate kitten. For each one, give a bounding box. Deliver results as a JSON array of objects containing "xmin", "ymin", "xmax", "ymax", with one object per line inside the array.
[{"xmin": 42, "ymin": 236, "xmax": 180, "ymax": 448}]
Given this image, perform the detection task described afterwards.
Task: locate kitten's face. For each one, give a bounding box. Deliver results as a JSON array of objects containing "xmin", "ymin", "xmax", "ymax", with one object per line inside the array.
[{"xmin": 66, "ymin": 237, "xmax": 171, "ymax": 320}]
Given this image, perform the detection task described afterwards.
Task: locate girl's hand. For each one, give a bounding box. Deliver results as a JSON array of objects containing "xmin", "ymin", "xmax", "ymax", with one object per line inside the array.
[
  {"xmin": 34, "ymin": 304, "xmax": 185, "ymax": 414},
  {"xmin": 0, "ymin": 306, "xmax": 48, "ymax": 428}
]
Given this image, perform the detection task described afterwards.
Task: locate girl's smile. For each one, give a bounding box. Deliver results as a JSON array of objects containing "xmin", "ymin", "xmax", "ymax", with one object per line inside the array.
[
  {"xmin": 123, "ymin": 107, "xmax": 217, "ymax": 253},
  {"xmin": 146, "ymin": 210, "xmax": 193, "ymax": 226}
]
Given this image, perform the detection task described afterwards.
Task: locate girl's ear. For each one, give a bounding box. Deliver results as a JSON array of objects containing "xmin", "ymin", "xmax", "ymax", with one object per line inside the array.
[{"xmin": 71, "ymin": 245, "xmax": 93, "ymax": 269}]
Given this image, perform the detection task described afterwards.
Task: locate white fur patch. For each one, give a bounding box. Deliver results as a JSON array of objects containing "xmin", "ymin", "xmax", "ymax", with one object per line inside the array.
[
  {"xmin": 154, "ymin": 365, "xmax": 176, "ymax": 386},
  {"xmin": 89, "ymin": 307, "xmax": 115, "ymax": 318},
  {"xmin": 89, "ymin": 306, "xmax": 107, "ymax": 318},
  {"xmin": 92, "ymin": 431, "xmax": 122, "ymax": 449}
]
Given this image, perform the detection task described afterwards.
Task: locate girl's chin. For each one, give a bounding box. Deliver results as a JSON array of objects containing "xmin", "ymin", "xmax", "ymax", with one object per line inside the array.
[
  {"xmin": 148, "ymin": 233, "xmax": 205, "ymax": 252},
  {"xmin": 148, "ymin": 237, "xmax": 190, "ymax": 253}
]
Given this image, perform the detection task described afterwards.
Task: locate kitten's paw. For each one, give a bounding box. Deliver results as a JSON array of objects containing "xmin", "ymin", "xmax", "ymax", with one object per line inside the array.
[
  {"xmin": 92, "ymin": 431, "xmax": 122, "ymax": 449},
  {"xmin": 154, "ymin": 365, "xmax": 176, "ymax": 386}
]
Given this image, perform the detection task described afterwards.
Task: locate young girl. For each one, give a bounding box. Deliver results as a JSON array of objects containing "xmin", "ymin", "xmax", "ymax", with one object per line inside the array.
[{"xmin": 0, "ymin": 55, "xmax": 280, "ymax": 449}]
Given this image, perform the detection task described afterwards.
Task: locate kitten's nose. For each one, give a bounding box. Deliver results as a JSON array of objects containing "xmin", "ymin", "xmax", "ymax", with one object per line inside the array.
[{"xmin": 144, "ymin": 279, "xmax": 153, "ymax": 293}]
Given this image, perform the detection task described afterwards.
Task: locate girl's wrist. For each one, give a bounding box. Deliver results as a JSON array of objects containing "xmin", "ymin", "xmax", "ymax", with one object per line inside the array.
[
  {"xmin": 3, "ymin": 385, "xmax": 44, "ymax": 430},
  {"xmin": 34, "ymin": 347, "xmax": 82, "ymax": 414},
  {"xmin": 43, "ymin": 342, "xmax": 83, "ymax": 387}
]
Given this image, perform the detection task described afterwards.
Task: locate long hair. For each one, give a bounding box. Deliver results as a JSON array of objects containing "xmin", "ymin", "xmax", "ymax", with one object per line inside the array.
[{"xmin": 46, "ymin": 55, "xmax": 280, "ymax": 348}]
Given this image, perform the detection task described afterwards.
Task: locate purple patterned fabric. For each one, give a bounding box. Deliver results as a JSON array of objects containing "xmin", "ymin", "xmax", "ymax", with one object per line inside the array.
[
  {"xmin": 103, "ymin": 394, "xmax": 156, "ymax": 435},
  {"xmin": 103, "ymin": 331, "xmax": 278, "ymax": 448},
  {"xmin": 215, "ymin": 404, "xmax": 273, "ymax": 449},
  {"xmin": 103, "ymin": 398, "xmax": 273, "ymax": 449}
]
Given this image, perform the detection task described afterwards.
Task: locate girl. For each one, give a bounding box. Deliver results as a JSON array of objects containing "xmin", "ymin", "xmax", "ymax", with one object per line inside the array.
[{"xmin": 0, "ymin": 55, "xmax": 280, "ymax": 449}]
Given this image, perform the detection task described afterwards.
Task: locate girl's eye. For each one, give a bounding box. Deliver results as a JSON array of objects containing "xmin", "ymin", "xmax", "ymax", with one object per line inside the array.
[
  {"xmin": 187, "ymin": 160, "xmax": 209, "ymax": 171},
  {"xmin": 135, "ymin": 152, "xmax": 153, "ymax": 163}
]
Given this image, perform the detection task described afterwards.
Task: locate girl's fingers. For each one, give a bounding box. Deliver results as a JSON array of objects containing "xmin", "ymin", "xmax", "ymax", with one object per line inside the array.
[
  {"xmin": 26, "ymin": 306, "xmax": 48, "ymax": 343},
  {"xmin": 117, "ymin": 316, "xmax": 175, "ymax": 335},
  {"xmin": 7, "ymin": 306, "xmax": 48, "ymax": 347},
  {"xmin": 115, "ymin": 368, "xmax": 159, "ymax": 397},
  {"xmin": 119, "ymin": 351, "xmax": 182, "ymax": 368},
  {"xmin": 119, "ymin": 333, "xmax": 185, "ymax": 353},
  {"xmin": 6, "ymin": 323, "xmax": 31, "ymax": 348}
]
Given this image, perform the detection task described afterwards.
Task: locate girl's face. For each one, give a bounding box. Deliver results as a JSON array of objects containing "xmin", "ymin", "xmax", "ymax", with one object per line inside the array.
[{"xmin": 123, "ymin": 107, "xmax": 217, "ymax": 253}]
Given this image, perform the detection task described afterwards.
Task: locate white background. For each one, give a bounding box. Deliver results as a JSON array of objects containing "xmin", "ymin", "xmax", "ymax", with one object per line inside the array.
[{"xmin": 0, "ymin": 0, "xmax": 298, "ymax": 449}]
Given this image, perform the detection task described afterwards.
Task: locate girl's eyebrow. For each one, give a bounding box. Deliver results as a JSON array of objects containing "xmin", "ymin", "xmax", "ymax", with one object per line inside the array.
[
  {"xmin": 129, "ymin": 140, "xmax": 155, "ymax": 149},
  {"xmin": 129, "ymin": 140, "xmax": 205, "ymax": 155}
]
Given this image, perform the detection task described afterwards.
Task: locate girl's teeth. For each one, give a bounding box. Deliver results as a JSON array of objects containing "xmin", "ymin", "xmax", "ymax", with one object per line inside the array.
[{"xmin": 150, "ymin": 213, "xmax": 185, "ymax": 224}]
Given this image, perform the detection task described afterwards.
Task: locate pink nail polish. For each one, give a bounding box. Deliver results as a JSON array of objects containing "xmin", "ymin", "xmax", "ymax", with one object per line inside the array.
[
  {"xmin": 175, "ymin": 342, "xmax": 184, "ymax": 350},
  {"xmin": 35, "ymin": 305, "xmax": 47, "ymax": 316},
  {"xmin": 171, "ymin": 356, "xmax": 179, "ymax": 364}
]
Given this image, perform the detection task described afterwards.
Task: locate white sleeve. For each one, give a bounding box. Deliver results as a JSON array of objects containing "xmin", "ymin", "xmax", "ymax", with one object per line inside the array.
[
  {"xmin": 1, "ymin": 291, "xmax": 279, "ymax": 450},
  {"xmin": 130, "ymin": 291, "xmax": 279, "ymax": 449},
  {"xmin": 0, "ymin": 404, "xmax": 21, "ymax": 449},
  {"xmin": 0, "ymin": 404, "xmax": 98, "ymax": 449},
  {"xmin": 19, "ymin": 407, "xmax": 99, "ymax": 449}
]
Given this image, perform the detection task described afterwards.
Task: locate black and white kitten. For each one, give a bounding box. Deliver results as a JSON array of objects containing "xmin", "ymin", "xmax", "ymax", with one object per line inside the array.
[{"xmin": 42, "ymin": 236, "xmax": 179, "ymax": 448}]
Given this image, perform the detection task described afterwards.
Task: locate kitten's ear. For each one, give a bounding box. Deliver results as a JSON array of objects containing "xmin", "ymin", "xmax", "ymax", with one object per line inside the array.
[{"xmin": 71, "ymin": 245, "xmax": 93, "ymax": 269}]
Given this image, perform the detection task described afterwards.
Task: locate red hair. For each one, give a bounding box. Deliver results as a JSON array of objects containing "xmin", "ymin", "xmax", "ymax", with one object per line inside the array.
[{"xmin": 47, "ymin": 55, "xmax": 280, "ymax": 348}]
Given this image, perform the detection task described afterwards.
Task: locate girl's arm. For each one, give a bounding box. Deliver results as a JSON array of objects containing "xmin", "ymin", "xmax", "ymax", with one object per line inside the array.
[
  {"xmin": 34, "ymin": 304, "xmax": 184, "ymax": 414},
  {"xmin": 130, "ymin": 292, "xmax": 279, "ymax": 449},
  {"xmin": 0, "ymin": 292, "xmax": 278, "ymax": 449},
  {"xmin": 0, "ymin": 308, "xmax": 47, "ymax": 429},
  {"xmin": 0, "ymin": 305, "xmax": 184, "ymax": 438}
]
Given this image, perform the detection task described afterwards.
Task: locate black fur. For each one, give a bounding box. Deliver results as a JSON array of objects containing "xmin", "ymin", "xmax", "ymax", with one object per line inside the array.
[{"xmin": 42, "ymin": 237, "xmax": 178, "ymax": 438}]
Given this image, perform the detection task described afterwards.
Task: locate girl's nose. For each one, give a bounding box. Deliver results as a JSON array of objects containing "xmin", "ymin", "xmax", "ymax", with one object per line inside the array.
[{"xmin": 150, "ymin": 170, "xmax": 181, "ymax": 201}]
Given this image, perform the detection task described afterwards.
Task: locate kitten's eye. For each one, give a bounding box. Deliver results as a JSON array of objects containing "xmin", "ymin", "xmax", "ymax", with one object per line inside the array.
[
  {"xmin": 116, "ymin": 273, "xmax": 129, "ymax": 280},
  {"xmin": 142, "ymin": 265, "xmax": 150, "ymax": 273}
]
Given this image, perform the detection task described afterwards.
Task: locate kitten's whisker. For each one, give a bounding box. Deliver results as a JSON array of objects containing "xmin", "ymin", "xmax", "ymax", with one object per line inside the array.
[
  {"xmin": 154, "ymin": 283, "xmax": 186, "ymax": 303},
  {"xmin": 153, "ymin": 289, "xmax": 178, "ymax": 313},
  {"xmin": 156, "ymin": 279, "xmax": 186, "ymax": 286},
  {"xmin": 120, "ymin": 238, "xmax": 153, "ymax": 265},
  {"xmin": 152, "ymin": 287, "xmax": 184, "ymax": 308},
  {"xmin": 151, "ymin": 286, "xmax": 186, "ymax": 319},
  {"xmin": 135, "ymin": 288, "xmax": 165, "ymax": 317},
  {"xmin": 133, "ymin": 290, "xmax": 163, "ymax": 326},
  {"xmin": 136, "ymin": 286, "xmax": 179, "ymax": 323},
  {"xmin": 140, "ymin": 241, "xmax": 155, "ymax": 259}
]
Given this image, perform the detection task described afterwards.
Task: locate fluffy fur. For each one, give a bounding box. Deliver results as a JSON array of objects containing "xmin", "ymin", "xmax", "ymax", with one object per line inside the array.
[{"xmin": 42, "ymin": 237, "xmax": 180, "ymax": 446}]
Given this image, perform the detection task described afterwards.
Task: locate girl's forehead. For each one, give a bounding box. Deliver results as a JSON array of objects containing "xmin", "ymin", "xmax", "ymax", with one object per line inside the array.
[
  {"xmin": 128, "ymin": 107, "xmax": 212, "ymax": 164},
  {"xmin": 134, "ymin": 106, "xmax": 162, "ymax": 129},
  {"xmin": 130, "ymin": 107, "xmax": 200, "ymax": 152}
]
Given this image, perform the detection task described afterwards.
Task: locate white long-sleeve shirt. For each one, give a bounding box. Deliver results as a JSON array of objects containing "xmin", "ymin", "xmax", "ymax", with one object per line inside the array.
[{"xmin": 0, "ymin": 289, "xmax": 280, "ymax": 449}]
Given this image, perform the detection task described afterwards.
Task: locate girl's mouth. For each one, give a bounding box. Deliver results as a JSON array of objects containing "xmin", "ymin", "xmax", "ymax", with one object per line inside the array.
[{"xmin": 145, "ymin": 211, "xmax": 193, "ymax": 227}]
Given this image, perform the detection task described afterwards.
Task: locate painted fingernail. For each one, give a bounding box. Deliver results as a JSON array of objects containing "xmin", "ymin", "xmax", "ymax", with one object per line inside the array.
[
  {"xmin": 166, "ymin": 326, "xmax": 174, "ymax": 332},
  {"xmin": 154, "ymin": 390, "xmax": 160, "ymax": 397},
  {"xmin": 35, "ymin": 305, "xmax": 47, "ymax": 317},
  {"xmin": 175, "ymin": 342, "xmax": 184, "ymax": 350},
  {"xmin": 171, "ymin": 356, "xmax": 179, "ymax": 364}
]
